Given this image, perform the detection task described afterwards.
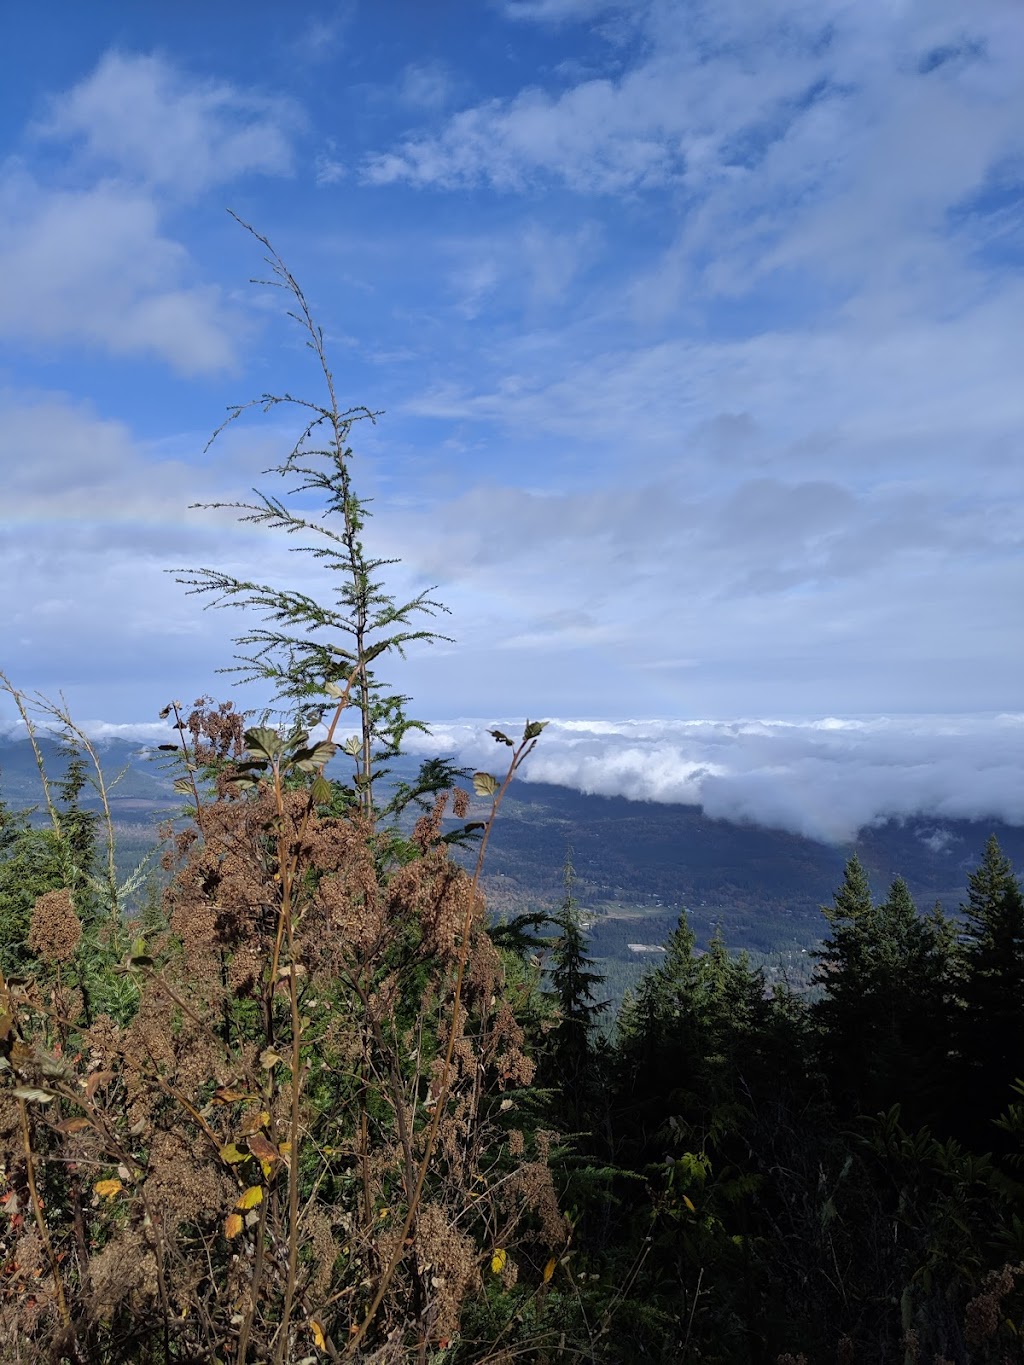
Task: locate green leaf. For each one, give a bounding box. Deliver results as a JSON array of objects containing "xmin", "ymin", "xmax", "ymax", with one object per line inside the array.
[
  {"xmin": 324, "ymin": 680, "xmax": 346, "ymax": 698},
  {"xmin": 292, "ymin": 741, "xmax": 338, "ymax": 773},
  {"xmin": 523, "ymin": 719, "xmax": 548, "ymax": 741},
  {"xmin": 488, "ymin": 729, "xmax": 514, "ymax": 747},
  {"xmin": 341, "ymin": 736, "xmax": 361, "ymax": 757},
  {"xmin": 172, "ymin": 777, "xmax": 194, "ymax": 795},
  {"xmin": 473, "ymin": 772, "xmax": 499, "ymax": 797},
  {"xmin": 244, "ymin": 726, "xmax": 283, "ymax": 761},
  {"xmin": 311, "ymin": 775, "xmax": 333, "ymax": 805}
]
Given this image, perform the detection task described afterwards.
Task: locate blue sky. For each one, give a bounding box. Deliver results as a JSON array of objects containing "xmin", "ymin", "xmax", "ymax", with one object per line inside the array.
[{"xmin": 2, "ymin": 0, "xmax": 1024, "ymax": 832}]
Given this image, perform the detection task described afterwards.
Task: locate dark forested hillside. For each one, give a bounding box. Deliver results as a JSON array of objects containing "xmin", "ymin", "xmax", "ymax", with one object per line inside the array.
[{"xmin": 479, "ymin": 779, "xmax": 1024, "ymax": 937}]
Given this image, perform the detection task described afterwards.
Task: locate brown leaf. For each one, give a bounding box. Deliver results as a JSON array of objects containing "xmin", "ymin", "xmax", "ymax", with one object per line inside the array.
[
  {"xmin": 246, "ymin": 1133, "xmax": 279, "ymax": 1166},
  {"xmin": 85, "ymin": 1070, "xmax": 115, "ymax": 1099},
  {"xmin": 57, "ymin": 1117, "xmax": 92, "ymax": 1135}
]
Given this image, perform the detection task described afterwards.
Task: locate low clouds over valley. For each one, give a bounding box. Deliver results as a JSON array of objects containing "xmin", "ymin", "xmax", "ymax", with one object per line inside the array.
[{"xmin": 408, "ymin": 714, "xmax": 1024, "ymax": 845}]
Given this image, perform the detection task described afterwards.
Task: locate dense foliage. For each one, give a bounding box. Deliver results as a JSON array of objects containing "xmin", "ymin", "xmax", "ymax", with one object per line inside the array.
[{"xmin": 2, "ymin": 232, "xmax": 1023, "ymax": 1363}]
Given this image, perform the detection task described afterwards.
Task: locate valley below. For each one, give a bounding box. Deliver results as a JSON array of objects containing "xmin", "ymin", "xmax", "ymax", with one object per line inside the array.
[{"xmin": 4, "ymin": 731, "xmax": 1022, "ymax": 1005}]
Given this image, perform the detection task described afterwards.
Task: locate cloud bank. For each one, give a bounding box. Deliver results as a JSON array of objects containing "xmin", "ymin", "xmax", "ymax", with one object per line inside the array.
[
  {"xmin": 406, "ymin": 715, "xmax": 1024, "ymax": 844},
  {"xmin": 4, "ymin": 710, "xmax": 1021, "ymax": 847}
]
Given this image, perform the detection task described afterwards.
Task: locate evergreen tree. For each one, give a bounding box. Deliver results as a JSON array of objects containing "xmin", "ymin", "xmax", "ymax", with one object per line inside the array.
[
  {"xmin": 617, "ymin": 912, "xmax": 772, "ymax": 1156},
  {"xmin": 957, "ymin": 834, "xmax": 1024, "ymax": 1130},
  {"xmin": 815, "ymin": 861, "xmax": 953, "ymax": 1124},
  {"xmin": 541, "ymin": 849, "xmax": 607, "ymax": 1132},
  {"xmin": 813, "ymin": 855, "xmax": 878, "ymax": 1110},
  {"xmin": 178, "ymin": 219, "xmax": 452, "ymax": 833},
  {"xmin": 870, "ymin": 877, "xmax": 954, "ymax": 1127},
  {"xmin": 54, "ymin": 735, "xmax": 99, "ymax": 922}
]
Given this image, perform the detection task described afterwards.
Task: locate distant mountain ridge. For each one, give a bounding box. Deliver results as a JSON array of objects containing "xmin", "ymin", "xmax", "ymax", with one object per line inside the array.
[{"xmin": 0, "ymin": 734, "xmax": 174, "ymax": 814}]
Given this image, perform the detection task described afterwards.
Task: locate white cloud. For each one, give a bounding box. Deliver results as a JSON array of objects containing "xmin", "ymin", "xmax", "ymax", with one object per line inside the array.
[
  {"xmin": 0, "ymin": 716, "xmax": 176, "ymax": 744},
  {"xmin": 290, "ymin": 9, "xmax": 356, "ymax": 65},
  {"xmin": 0, "ymin": 175, "xmax": 237, "ymax": 373},
  {"xmin": 363, "ymin": 0, "xmax": 826, "ymax": 191},
  {"xmin": 442, "ymin": 219, "xmax": 601, "ymax": 317},
  {"xmin": 0, "ymin": 390, "xmax": 302, "ymax": 714},
  {"xmin": 315, "ymin": 148, "xmax": 346, "ymax": 186},
  {"xmin": 0, "ymin": 51, "xmax": 302, "ymax": 371},
  {"xmin": 405, "ymin": 714, "xmax": 1024, "ymax": 843},
  {"xmin": 364, "ymin": 0, "xmax": 1024, "ymax": 340},
  {"xmin": 376, "ymin": 282, "xmax": 1024, "ymax": 715},
  {"xmin": 35, "ymin": 51, "xmax": 298, "ymax": 196},
  {"xmin": 363, "ymin": 74, "xmax": 688, "ymax": 192},
  {"xmin": 397, "ymin": 63, "xmax": 454, "ymax": 112}
]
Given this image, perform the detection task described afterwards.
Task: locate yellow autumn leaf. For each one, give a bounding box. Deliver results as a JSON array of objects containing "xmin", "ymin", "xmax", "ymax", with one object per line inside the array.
[
  {"xmin": 236, "ymin": 1185, "xmax": 263, "ymax": 1211},
  {"xmin": 310, "ymin": 1318, "xmax": 326, "ymax": 1350},
  {"xmin": 543, "ymin": 1257, "xmax": 557, "ymax": 1283},
  {"xmin": 240, "ymin": 1110, "xmax": 271, "ymax": 1136},
  {"xmin": 224, "ymin": 1212, "xmax": 244, "ymax": 1239},
  {"xmin": 94, "ymin": 1178, "xmax": 122, "ymax": 1200},
  {"xmin": 260, "ymin": 1159, "xmax": 273, "ymax": 1180},
  {"xmin": 220, "ymin": 1142, "xmax": 246, "ymax": 1165},
  {"xmin": 683, "ymin": 1195, "xmax": 696, "ymax": 1213},
  {"xmin": 490, "ymin": 1249, "xmax": 507, "ymax": 1274}
]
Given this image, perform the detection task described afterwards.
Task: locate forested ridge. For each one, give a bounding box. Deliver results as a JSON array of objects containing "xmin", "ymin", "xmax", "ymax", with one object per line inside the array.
[{"xmin": 1, "ymin": 230, "xmax": 1022, "ymax": 1363}]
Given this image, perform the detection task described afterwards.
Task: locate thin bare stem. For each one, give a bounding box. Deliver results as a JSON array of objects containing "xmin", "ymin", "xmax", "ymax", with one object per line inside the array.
[
  {"xmin": 19, "ymin": 1097, "xmax": 70, "ymax": 1328},
  {"xmin": 0, "ymin": 672, "xmax": 61, "ymax": 835}
]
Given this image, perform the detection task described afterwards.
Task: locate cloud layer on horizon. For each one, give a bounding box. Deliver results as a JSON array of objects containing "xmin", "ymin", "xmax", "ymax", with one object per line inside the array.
[
  {"xmin": 3, "ymin": 709, "xmax": 1022, "ymax": 847},
  {"xmin": 405, "ymin": 714, "xmax": 1024, "ymax": 844}
]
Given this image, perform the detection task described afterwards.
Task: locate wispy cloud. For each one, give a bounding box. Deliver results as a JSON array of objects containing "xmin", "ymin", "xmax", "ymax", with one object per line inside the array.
[
  {"xmin": 35, "ymin": 51, "xmax": 299, "ymax": 196},
  {"xmin": 365, "ymin": 0, "xmax": 1024, "ymax": 329},
  {"xmin": 0, "ymin": 51, "xmax": 300, "ymax": 373},
  {"xmin": 0, "ymin": 176, "xmax": 237, "ymax": 373},
  {"xmin": 397, "ymin": 62, "xmax": 455, "ymax": 113},
  {"xmin": 500, "ymin": 0, "xmax": 637, "ymax": 23}
]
